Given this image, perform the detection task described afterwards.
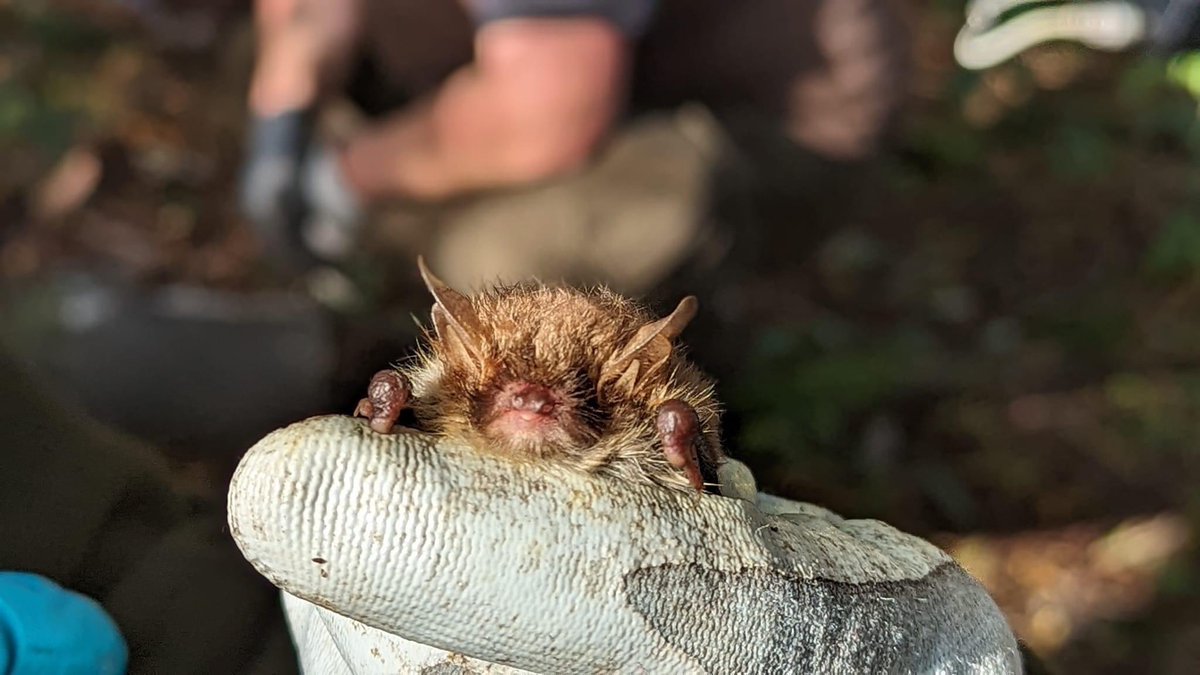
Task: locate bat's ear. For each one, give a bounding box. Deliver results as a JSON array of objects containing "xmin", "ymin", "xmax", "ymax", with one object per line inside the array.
[
  {"xmin": 418, "ymin": 257, "xmax": 483, "ymax": 361},
  {"xmin": 602, "ymin": 296, "xmax": 698, "ymax": 389}
]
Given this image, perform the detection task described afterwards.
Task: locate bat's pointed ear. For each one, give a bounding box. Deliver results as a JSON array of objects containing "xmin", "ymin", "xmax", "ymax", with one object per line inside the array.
[
  {"xmin": 601, "ymin": 296, "xmax": 698, "ymax": 389},
  {"xmin": 418, "ymin": 256, "xmax": 483, "ymax": 360},
  {"xmin": 643, "ymin": 296, "xmax": 699, "ymax": 343}
]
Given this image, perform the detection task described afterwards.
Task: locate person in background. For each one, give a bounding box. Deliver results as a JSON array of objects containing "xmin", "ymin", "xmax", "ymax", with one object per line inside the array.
[{"xmin": 240, "ymin": 0, "xmax": 911, "ymax": 270}]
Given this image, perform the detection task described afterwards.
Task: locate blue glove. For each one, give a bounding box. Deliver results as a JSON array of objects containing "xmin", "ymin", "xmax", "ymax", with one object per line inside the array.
[
  {"xmin": 239, "ymin": 109, "xmax": 363, "ymax": 270},
  {"xmin": 0, "ymin": 572, "xmax": 127, "ymax": 675}
]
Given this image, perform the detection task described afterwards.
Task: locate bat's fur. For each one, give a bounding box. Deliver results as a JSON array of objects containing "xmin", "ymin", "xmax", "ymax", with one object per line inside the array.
[{"xmin": 398, "ymin": 281, "xmax": 726, "ymax": 493}]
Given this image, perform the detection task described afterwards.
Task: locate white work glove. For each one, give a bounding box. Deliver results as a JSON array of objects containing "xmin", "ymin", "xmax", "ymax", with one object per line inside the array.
[{"xmin": 228, "ymin": 416, "xmax": 1024, "ymax": 674}]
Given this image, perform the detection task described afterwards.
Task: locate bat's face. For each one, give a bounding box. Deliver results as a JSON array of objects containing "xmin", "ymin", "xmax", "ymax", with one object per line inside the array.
[
  {"xmin": 413, "ymin": 258, "xmax": 698, "ymax": 462},
  {"xmin": 472, "ymin": 374, "xmax": 601, "ymax": 458}
]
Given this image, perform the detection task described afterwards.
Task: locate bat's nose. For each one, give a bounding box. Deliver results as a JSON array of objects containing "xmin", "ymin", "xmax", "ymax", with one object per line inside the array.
[{"xmin": 504, "ymin": 382, "xmax": 556, "ymax": 415}]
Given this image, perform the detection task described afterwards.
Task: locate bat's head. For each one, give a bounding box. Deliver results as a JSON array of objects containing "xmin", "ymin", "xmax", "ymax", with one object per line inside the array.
[{"xmin": 411, "ymin": 258, "xmax": 698, "ymax": 461}]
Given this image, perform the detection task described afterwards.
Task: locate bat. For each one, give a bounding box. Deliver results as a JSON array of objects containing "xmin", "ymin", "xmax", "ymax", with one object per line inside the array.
[{"xmin": 354, "ymin": 258, "xmax": 734, "ymax": 495}]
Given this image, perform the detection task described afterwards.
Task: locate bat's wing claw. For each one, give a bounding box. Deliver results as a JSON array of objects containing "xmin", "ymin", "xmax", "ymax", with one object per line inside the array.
[
  {"xmin": 356, "ymin": 370, "xmax": 412, "ymax": 435},
  {"xmin": 655, "ymin": 399, "xmax": 706, "ymax": 492}
]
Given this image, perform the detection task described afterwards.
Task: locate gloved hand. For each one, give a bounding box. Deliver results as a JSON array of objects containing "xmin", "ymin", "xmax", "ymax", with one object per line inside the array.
[
  {"xmin": 239, "ymin": 110, "xmax": 363, "ymax": 271},
  {"xmin": 0, "ymin": 572, "xmax": 127, "ymax": 675},
  {"xmin": 955, "ymin": 0, "xmax": 1200, "ymax": 69},
  {"xmin": 229, "ymin": 416, "xmax": 1024, "ymax": 674}
]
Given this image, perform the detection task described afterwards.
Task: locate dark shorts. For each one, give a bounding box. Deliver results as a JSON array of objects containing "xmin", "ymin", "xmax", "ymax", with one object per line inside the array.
[{"xmin": 465, "ymin": 0, "xmax": 659, "ymax": 36}]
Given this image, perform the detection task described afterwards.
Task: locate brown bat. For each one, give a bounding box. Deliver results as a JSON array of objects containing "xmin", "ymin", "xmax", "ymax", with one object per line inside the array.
[{"xmin": 354, "ymin": 258, "xmax": 728, "ymax": 494}]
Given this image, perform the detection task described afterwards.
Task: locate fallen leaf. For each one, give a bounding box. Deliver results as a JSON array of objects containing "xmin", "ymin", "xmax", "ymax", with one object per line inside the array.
[{"xmin": 30, "ymin": 146, "xmax": 102, "ymax": 222}]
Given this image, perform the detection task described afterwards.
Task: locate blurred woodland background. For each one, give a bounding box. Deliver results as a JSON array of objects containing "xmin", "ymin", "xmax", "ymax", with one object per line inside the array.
[{"xmin": 1, "ymin": 1, "xmax": 1199, "ymax": 672}]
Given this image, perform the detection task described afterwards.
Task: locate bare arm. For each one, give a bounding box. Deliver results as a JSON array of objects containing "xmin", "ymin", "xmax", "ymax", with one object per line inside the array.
[
  {"xmin": 338, "ymin": 18, "xmax": 629, "ymax": 202},
  {"xmin": 248, "ymin": 0, "xmax": 363, "ymax": 116}
]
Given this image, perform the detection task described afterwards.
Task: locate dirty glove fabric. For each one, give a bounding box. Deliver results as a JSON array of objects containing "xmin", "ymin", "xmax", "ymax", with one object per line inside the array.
[{"xmin": 228, "ymin": 415, "xmax": 1022, "ymax": 674}]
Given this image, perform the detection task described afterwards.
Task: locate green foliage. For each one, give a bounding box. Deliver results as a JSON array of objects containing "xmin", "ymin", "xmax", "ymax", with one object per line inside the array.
[
  {"xmin": 1047, "ymin": 123, "xmax": 1113, "ymax": 181},
  {"xmin": 0, "ymin": 97, "xmax": 76, "ymax": 195},
  {"xmin": 904, "ymin": 118, "xmax": 987, "ymax": 174},
  {"xmin": 733, "ymin": 322, "xmax": 913, "ymax": 458},
  {"xmin": 1167, "ymin": 52, "xmax": 1200, "ymax": 100},
  {"xmin": 0, "ymin": 79, "xmax": 79, "ymax": 156},
  {"xmin": 0, "ymin": 6, "xmax": 112, "ymax": 156},
  {"xmin": 1105, "ymin": 371, "xmax": 1200, "ymax": 455},
  {"xmin": 1024, "ymin": 300, "xmax": 1132, "ymax": 364},
  {"xmin": 0, "ymin": 81, "xmax": 36, "ymax": 135},
  {"xmin": 1119, "ymin": 56, "xmax": 1173, "ymax": 103},
  {"xmin": 8, "ymin": 3, "xmax": 109, "ymax": 51},
  {"xmin": 1144, "ymin": 210, "xmax": 1200, "ymax": 279}
]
